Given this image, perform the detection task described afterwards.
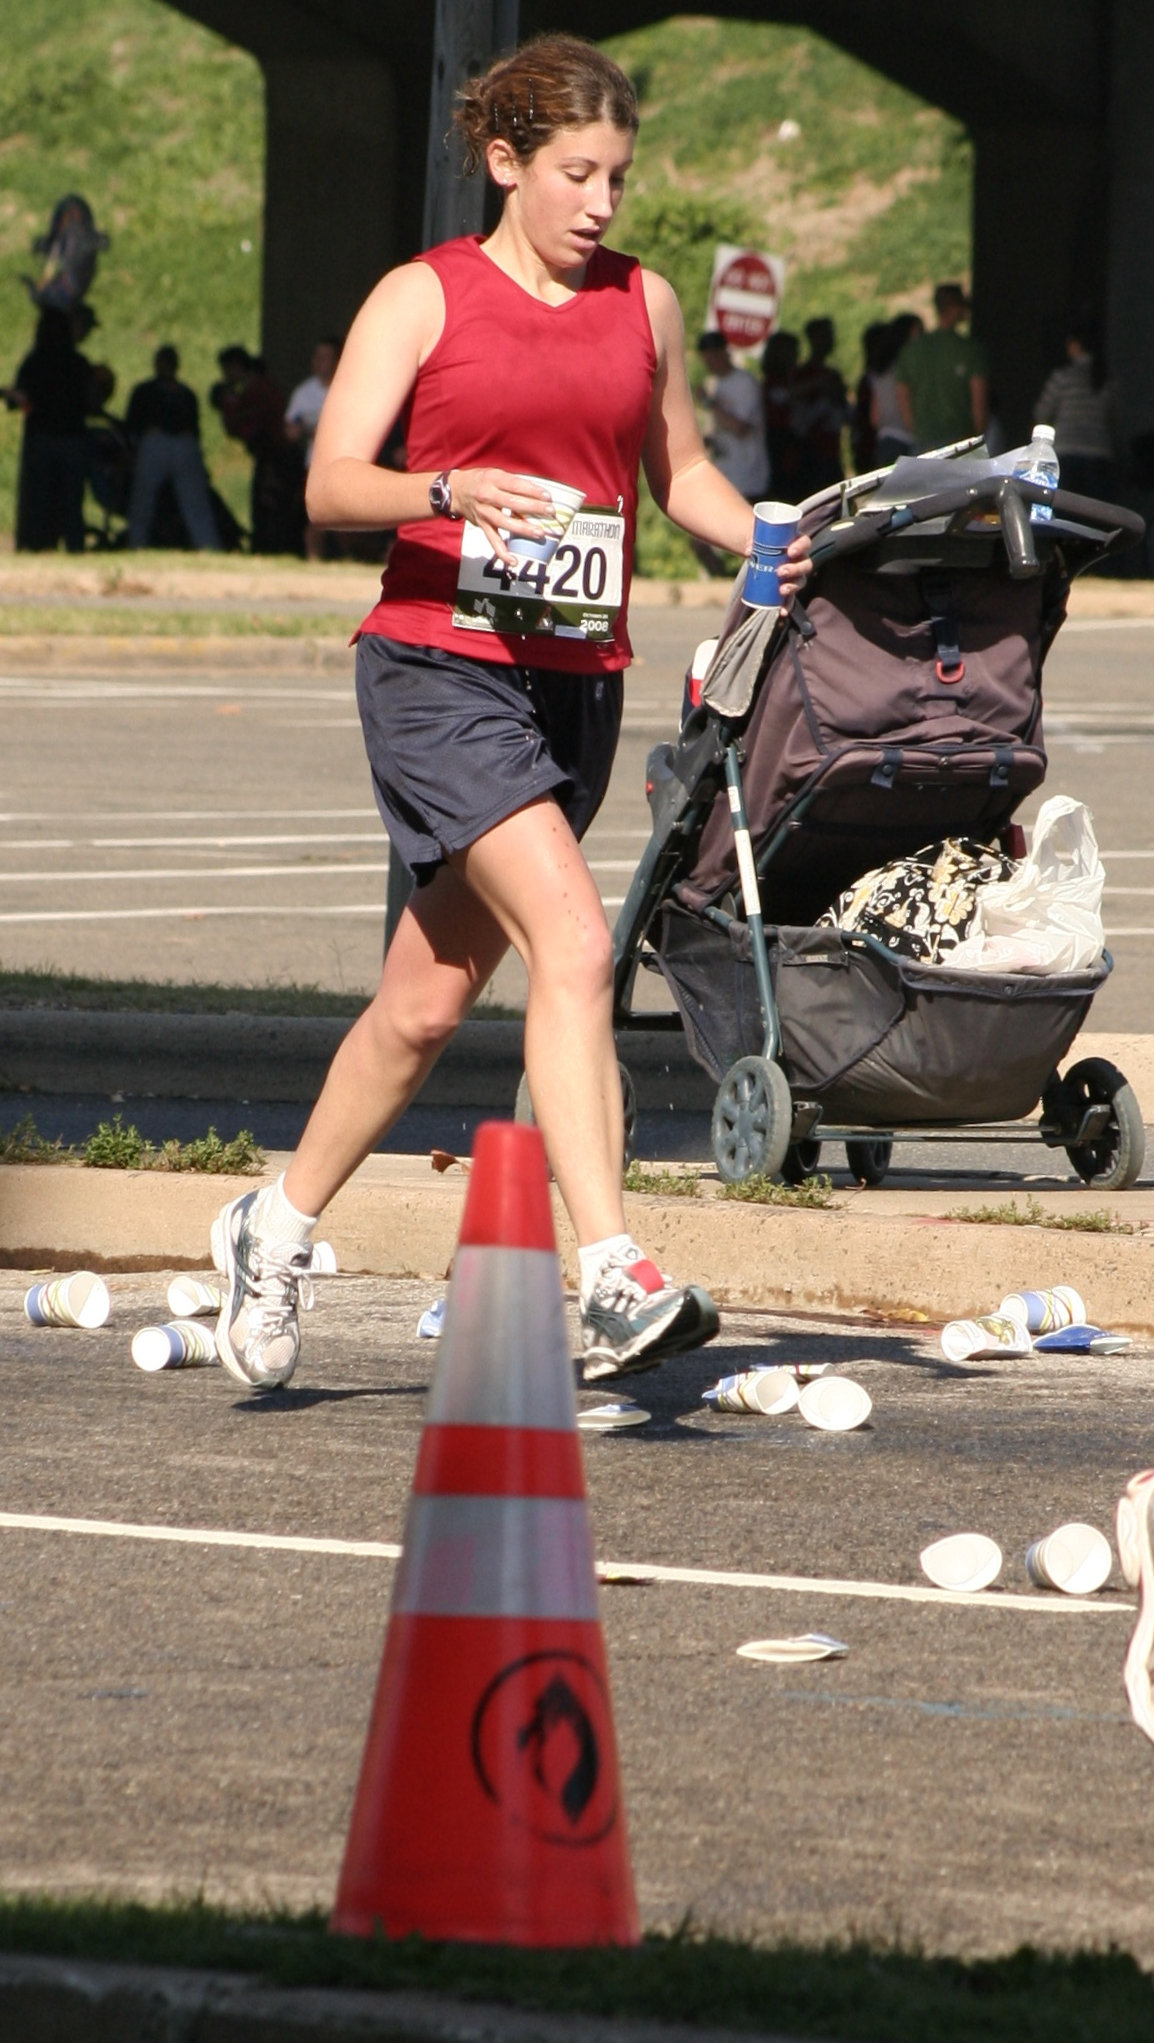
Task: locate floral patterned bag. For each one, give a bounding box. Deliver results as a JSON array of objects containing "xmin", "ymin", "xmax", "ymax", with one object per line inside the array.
[{"xmin": 818, "ymin": 838, "xmax": 1017, "ymax": 963}]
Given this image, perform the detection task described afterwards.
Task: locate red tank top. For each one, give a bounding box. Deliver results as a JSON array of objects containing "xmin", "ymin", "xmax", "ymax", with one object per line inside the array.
[{"xmin": 358, "ymin": 236, "xmax": 656, "ymax": 672}]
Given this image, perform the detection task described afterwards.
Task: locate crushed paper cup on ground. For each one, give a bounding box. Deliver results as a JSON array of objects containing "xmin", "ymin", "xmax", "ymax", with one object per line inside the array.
[
  {"xmin": 999, "ymin": 1286, "xmax": 1085, "ymax": 1334},
  {"xmin": 24, "ymin": 1272, "xmax": 111, "ymax": 1329},
  {"xmin": 737, "ymin": 1634, "xmax": 849, "ymax": 1663},
  {"xmin": 578, "ymin": 1401, "xmax": 650, "ymax": 1432},
  {"xmin": 167, "ymin": 1274, "xmax": 222, "ymax": 1317},
  {"xmin": 797, "ymin": 1376, "xmax": 872, "ymax": 1431},
  {"xmin": 1033, "ymin": 1323, "xmax": 1132, "ymax": 1354},
  {"xmin": 132, "ymin": 1320, "xmax": 219, "ymax": 1372},
  {"xmin": 1026, "ymin": 1522, "xmax": 1112, "ymax": 1594},
  {"xmin": 416, "ymin": 1298, "xmax": 446, "ymax": 1339},
  {"xmin": 920, "ymin": 1532, "xmax": 1003, "ymax": 1592},
  {"xmin": 941, "ymin": 1314, "xmax": 1032, "ymax": 1362},
  {"xmin": 703, "ymin": 1367, "xmax": 798, "ymax": 1414}
]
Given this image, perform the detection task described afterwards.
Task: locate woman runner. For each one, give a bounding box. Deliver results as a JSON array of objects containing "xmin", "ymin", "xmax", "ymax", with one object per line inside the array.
[{"xmin": 210, "ymin": 32, "xmax": 810, "ymax": 1391}]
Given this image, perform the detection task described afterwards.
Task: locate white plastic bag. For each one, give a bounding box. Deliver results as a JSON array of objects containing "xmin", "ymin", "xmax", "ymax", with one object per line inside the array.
[{"xmin": 947, "ymin": 796, "xmax": 1105, "ymax": 974}]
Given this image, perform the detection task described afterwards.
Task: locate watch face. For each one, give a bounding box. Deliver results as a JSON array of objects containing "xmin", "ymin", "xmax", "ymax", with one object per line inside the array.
[{"xmin": 430, "ymin": 472, "xmax": 452, "ymax": 515}]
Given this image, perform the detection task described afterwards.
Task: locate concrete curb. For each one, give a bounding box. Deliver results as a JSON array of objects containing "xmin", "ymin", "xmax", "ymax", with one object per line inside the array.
[
  {"xmin": 2, "ymin": 1149, "xmax": 1153, "ymax": 1332},
  {"xmin": 0, "ymin": 1954, "xmax": 816, "ymax": 2043}
]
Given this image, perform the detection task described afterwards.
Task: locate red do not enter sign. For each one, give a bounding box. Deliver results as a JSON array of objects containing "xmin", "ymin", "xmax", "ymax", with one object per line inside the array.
[{"xmin": 709, "ymin": 247, "xmax": 783, "ymax": 350}]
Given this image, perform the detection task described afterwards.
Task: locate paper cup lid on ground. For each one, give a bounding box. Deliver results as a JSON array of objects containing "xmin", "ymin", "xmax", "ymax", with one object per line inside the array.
[{"xmin": 577, "ymin": 1401, "xmax": 650, "ymax": 1431}]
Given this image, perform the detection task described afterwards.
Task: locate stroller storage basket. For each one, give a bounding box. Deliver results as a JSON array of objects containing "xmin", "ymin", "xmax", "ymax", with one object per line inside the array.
[{"xmin": 655, "ymin": 908, "xmax": 1107, "ymax": 1127}]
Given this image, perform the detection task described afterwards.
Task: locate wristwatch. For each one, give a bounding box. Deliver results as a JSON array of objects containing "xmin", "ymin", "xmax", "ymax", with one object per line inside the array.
[{"xmin": 428, "ymin": 469, "xmax": 460, "ymax": 519}]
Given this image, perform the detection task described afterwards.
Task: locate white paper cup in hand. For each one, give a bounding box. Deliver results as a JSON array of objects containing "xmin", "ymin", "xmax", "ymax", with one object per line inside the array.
[
  {"xmin": 999, "ymin": 1286, "xmax": 1085, "ymax": 1335},
  {"xmin": 798, "ymin": 1376, "xmax": 872, "ymax": 1431},
  {"xmin": 940, "ymin": 1314, "xmax": 1032, "ymax": 1362},
  {"xmin": 166, "ymin": 1274, "xmax": 221, "ymax": 1318},
  {"xmin": 920, "ymin": 1533, "xmax": 1003, "ymax": 1592},
  {"xmin": 132, "ymin": 1319, "xmax": 219, "ymax": 1372},
  {"xmin": 24, "ymin": 1271, "xmax": 111, "ymax": 1329},
  {"xmin": 506, "ymin": 475, "xmax": 585, "ymax": 562},
  {"xmin": 1026, "ymin": 1522, "xmax": 1112, "ymax": 1595}
]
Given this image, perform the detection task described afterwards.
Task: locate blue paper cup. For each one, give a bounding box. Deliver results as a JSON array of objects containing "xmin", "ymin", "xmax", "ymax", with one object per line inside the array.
[{"xmin": 743, "ymin": 499, "xmax": 800, "ymax": 608}]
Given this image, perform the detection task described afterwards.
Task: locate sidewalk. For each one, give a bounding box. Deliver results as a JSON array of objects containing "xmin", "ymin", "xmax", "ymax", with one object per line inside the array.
[{"xmin": 1, "ymin": 1018, "xmax": 1151, "ymax": 1331}]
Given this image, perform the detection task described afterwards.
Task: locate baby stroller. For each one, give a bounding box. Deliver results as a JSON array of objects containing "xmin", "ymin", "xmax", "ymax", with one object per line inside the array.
[{"xmin": 611, "ymin": 447, "xmax": 1148, "ymax": 1190}]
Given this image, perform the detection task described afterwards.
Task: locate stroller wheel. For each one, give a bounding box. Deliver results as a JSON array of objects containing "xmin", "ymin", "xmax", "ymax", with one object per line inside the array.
[
  {"xmin": 1058, "ymin": 1057, "xmax": 1145, "ymax": 1190},
  {"xmin": 845, "ymin": 1137, "xmax": 893, "ymax": 1187},
  {"xmin": 515, "ymin": 1062, "xmax": 638, "ymax": 1167},
  {"xmin": 712, "ymin": 1056, "xmax": 792, "ymax": 1184},
  {"xmin": 782, "ymin": 1139, "xmax": 822, "ymax": 1184}
]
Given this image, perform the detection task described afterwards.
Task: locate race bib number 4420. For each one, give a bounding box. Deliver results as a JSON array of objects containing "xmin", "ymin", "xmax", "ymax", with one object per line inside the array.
[{"xmin": 452, "ymin": 506, "xmax": 625, "ymax": 641}]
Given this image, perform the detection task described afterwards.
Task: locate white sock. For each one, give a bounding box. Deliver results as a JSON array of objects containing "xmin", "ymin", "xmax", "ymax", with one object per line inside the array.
[
  {"xmin": 251, "ymin": 1172, "xmax": 318, "ymax": 1248},
  {"xmin": 578, "ymin": 1233, "xmax": 639, "ymax": 1307}
]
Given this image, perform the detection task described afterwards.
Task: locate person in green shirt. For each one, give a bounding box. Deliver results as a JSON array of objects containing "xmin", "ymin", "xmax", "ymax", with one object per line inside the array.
[{"xmin": 895, "ymin": 282, "xmax": 989, "ymax": 452}]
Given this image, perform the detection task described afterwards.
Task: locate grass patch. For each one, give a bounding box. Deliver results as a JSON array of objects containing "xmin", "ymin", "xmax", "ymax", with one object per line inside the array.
[
  {"xmin": 948, "ymin": 1193, "xmax": 1134, "ymax": 1235},
  {"xmin": 623, "ymin": 1161, "xmax": 701, "ymax": 1197},
  {"xmin": 719, "ymin": 1173, "xmax": 836, "ymax": 1209},
  {"xmin": 0, "ymin": 1111, "xmax": 263, "ymax": 1174},
  {"xmin": 0, "ymin": 1114, "xmax": 67, "ymax": 1163},
  {"xmin": 2, "ymin": 1895, "xmax": 1154, "ymax": 2042}
]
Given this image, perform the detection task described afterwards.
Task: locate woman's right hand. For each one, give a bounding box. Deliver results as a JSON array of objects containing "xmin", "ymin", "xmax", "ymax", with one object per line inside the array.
[{"xmin": 450, "ymin": 468, "xmax": 555, "ymax": 568}]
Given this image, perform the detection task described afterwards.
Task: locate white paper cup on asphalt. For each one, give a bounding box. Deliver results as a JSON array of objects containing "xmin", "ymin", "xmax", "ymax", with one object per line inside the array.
[
  {"xmin": 940, "ymin": 1314, "xmax": 1032, "ymax": 1362},
  {"xmin": 507, "ymin": 475, "xmax": 585, "ymax": 563},
  {"xmin": 166, "ymin": 1274, "xmax": 221, "ymax": 1318},
  {"xmin": 999, "ymin": 1286, "xmax": 1085, "ymax": 1335},
  {"xmin": 798, "ymin": 1376, "xmax": 872, "ymax": 1432},
  {"xmin": 743, "ymin": 1368, "xmax": 801, "ymax": 1415},
  {"xmin": 920, "ymin": 1533, "xmax": 1003, "ymax": 1592},
  {"xmin": 131, "ymin": 1320, "xmax": 219, "ymax": 1372},
  {"xmin": 309, "ymin": 1238, "xmax": 338, "ymax": 1275},
  {"xmin": 24, "ymin": 1271, "xmax": 111, "ymax": 1329},
  {"xmin": 1026, "ymin": 1522, "xmax": 1112, "ymax": 1595}
]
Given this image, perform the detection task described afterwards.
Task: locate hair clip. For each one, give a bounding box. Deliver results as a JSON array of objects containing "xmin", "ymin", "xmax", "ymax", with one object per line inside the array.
[{"xmin": 528, "ymin": 84, "xmax": 535, "ymax": 124}]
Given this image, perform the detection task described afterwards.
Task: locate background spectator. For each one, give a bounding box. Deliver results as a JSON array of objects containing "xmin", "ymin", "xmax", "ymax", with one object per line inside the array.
[
  {"xmin": 211, "ymin": 344, "xmax": 304, "ymax": 554},
  {"xmin": 760, "ymin": 328, "xmax": 802, "ymax": 500},
  {"xmin": 1033, "ymin": 318, "xmax": 1117, "ymax": 501},
  {"xmin": 896, "ymin": 282, "xmax": 988, "ymax": 452},
  {"xmin": 791, "ymin": 316, "xmax": 847, "ymax": 496},
  {"xmin": 125, "ymin": 344, "xmax": 221, "ymax": 550},
  {"xmin": 285, "ymin": 335, "xmax": 341, "ymax": 559},
  {"xmin": 5, "ymin": 306, "xmax": 90, "ymax": 551},
  {"xmin": 871, "ymin": 311, "xmax": 923, "ymax": 466},
  {"xmin": 691, "ymin": 329, "xmax": 768, "ymax": 574}
]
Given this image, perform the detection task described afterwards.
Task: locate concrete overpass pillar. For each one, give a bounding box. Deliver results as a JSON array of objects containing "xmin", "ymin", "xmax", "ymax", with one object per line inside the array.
[
  {"xmin": 259, "ymin": 54, "xmax": 396, "ymax": 390},
  {"xmin": 970, "ymin": 121, "xmax": 1105, "ymax": 448},
  {"xmin": 1106, "ymin": 2, "xmax": 1154, "ymax": 450}
]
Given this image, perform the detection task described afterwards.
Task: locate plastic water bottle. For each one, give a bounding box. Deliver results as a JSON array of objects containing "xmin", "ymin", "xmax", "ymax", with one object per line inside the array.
[{"xmin": 1015, "ymin": 423, "xmax": 1059, "ymax": 523}]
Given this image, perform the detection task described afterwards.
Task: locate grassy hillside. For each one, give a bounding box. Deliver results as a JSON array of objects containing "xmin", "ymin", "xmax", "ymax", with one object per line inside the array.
[
  {"xmin": 0, "ymin": 0, "xmax": 263, "ymax": 538},
  {"xmin": 0, "ymin": 7, "xmax": 970, "ymax": 567}
]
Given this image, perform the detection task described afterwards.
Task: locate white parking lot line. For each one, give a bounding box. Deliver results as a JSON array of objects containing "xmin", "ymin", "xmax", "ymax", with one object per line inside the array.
[{"xmin": 0, "ymin": 1511, "xmax": 1128, "ymax": 1616}]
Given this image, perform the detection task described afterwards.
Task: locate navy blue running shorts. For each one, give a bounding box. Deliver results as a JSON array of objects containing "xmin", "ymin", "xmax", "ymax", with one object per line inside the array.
[{"xmin": 355, "ymin": 634, "xmax": 625, "ymax": 886}]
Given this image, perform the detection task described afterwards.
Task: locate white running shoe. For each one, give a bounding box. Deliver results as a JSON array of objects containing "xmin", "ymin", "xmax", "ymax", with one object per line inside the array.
[
  {"xmin": 211, "ymin": 1191, "xmax": 314, "ymax": 1390},
  {"xmin": 580, "ymin": 1246, "xmax": 719, "ymax": 1383}
]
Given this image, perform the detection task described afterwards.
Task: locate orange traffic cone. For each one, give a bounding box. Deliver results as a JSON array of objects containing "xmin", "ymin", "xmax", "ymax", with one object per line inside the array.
[{"xmin": 331, "ymin": 1120, "xmax": 639, "ymax": 1947}]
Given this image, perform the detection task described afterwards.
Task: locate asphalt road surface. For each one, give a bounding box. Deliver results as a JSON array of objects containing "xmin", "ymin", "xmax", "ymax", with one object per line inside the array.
[
  {"xmin": 3, "ymin": 1265, "xmax": 1152, "ymax": 1962},
  {"xmin": 1, "ymin": 607, "xmax": 1153, "ymax": 1027}
]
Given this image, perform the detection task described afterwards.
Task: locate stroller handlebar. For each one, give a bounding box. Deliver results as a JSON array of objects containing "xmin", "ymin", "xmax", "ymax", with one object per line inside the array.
[{"xmin": 811, "ymin": 476, "xmax": 1146, "ymax": 579}]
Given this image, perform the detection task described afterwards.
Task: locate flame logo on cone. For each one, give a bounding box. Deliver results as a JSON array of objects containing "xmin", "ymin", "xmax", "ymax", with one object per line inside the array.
[{"xmin": 472, "ymin": 1650, "xmax": 618, "ymax": 1846}]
